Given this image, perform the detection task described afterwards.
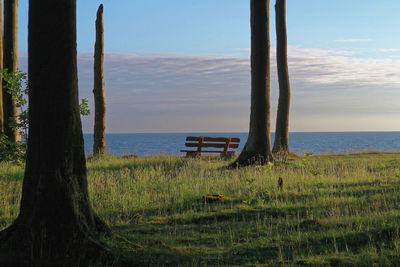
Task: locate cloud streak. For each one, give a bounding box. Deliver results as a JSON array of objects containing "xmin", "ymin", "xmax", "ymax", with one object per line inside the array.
[
  {"xmin": 379, "ymin": 48, "xmax": 400, "ymax": 53},
  {"xmin": 81, "ymin": 47, "xmax": 400, "ymax": 132},
  {"xmin": 18, "ymin": 46, "xmax": 400, "ymax": 132},
  {"xmin": 335, "ymin": 38, "xmax": 373, "ymax": 43}
]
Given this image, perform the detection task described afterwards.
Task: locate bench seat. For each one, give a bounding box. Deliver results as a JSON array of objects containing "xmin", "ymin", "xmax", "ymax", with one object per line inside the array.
[{"xmin": 180, "ymin": 136, "xmax": 240, "ymax": 158}]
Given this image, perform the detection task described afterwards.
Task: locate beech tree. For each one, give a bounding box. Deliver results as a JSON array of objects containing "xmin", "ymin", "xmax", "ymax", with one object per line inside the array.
[
  {"xmin": 0, "ymin": 0, "xmax": 110, "ymax": 265},
  {"xmin": 272, "ymin": 0, "xmax": 291, "ymax": 156},
  {"xmin": 0, "ymin": 1, "xmax": 3, "ymax": 134},
  {"xmin": 93, "ymin": 4, "xmax": 106, "ymax": 156},
  {"xmin": 2, "ymin": 0, "xmax": 19, "ymax": 142},
  {"xmin": 232, "ymin": 0, "xmax": 274, "ymax": 166}
]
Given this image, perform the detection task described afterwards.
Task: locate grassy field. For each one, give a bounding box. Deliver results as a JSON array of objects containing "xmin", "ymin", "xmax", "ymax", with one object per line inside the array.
[{"xmin": 1, "ymin": 153, "xmax": 400, "ymax": 266}]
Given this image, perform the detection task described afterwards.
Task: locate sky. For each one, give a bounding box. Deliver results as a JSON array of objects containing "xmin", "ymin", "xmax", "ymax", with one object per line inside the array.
[{"xmin": 16, "ymin": 0, "xmax": 400, "ymax": 133}]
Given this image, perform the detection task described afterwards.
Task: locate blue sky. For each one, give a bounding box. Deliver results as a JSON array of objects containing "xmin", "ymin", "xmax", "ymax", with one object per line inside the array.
[{"xmin": 17, "ymin": 1, "xmax": 400, "ymax": 132}]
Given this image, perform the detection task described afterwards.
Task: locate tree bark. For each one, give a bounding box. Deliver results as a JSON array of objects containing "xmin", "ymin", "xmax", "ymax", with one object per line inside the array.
[
  {"xmin": 0, "ymin": 1, "xmax": 111, "ymax": 265},
  {"xmin": 231, "ymin": 0, "xmax": 274, "ymax": 167},
  {"xmin": 93, "ymin": 4, "xmax": 106, "ymax": 156},
  {"xmin": 0, "ymin": 1, "xmax": 3, "ymax": 134},
  {"xmin": 2, "ymin": 0, "xmax": 19, "ymax": 142},
  {"xmin": 272, "ymin": 0, "xmax": 291, "ymax": 157}
]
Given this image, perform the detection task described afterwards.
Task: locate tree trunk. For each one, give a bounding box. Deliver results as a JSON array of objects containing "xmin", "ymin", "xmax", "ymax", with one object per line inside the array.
[
  {"xmin": 0, "ymin": 1, "xmax": 111, "ymax": 265},
  {"xmin": 2, "ymin": 0, "xmax": 19, "ymax": 142},
  {"xmin": 93, "ymin": 4, "xmax": 106, "ymax": 156},
  {"xmin": 0, "ymin": 1, "xmax": 3, "ymax": 134},
  {"xmin": 231, "ymin": 0, "xmax": 274, "ymax": 167},
  {"xmin": 272, "ymin": 0, "xmax": 291, "ymax": 157}
]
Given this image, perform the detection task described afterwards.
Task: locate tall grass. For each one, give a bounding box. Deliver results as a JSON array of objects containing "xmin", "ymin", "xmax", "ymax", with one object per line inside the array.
[
  {"xmin": 1, "ymin": 153, "xmax": 400, "ymax": 265},
  {"xmin": 0, "ymin": 162, "xmax": 23, "ymax": 230}
]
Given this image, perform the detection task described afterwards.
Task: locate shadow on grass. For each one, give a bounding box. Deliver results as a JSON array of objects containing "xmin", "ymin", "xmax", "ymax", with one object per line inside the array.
[
  {"xmin": 102, "ymin": 197, "xmax": 245, "ymax": 226},
  {"xmin": 100, "ymin": 180, "xmax": 400, "ymax": 265},
  {"xmin": 103, "ymin": 184, "xmax": 400, "ymax": 227},
  {"xmin": 252, "ymin": 185, "xmax": 400, "ymax": 206},
  {"xmin": 110, "ymin": 221, "xmax": 400, "ymax": 266},
  {"xmin": 0, "ymin": 173, "xmax": 24, "ymax": 182}
]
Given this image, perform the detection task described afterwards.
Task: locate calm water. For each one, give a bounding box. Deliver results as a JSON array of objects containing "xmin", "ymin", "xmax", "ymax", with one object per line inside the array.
[{"xmin": 83, "ymin": 132, "xmax": 400, "ymax": 156}]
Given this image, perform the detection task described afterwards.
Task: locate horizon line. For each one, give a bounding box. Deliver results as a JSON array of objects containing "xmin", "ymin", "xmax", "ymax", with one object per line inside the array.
[{"xmin": 82, "ymin": 130, "xmax": 400, "ymax": 135}]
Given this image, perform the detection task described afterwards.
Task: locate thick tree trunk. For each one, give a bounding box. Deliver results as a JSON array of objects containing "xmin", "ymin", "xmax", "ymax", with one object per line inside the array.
[
  {"xmin": 272, "ymin": 0, "xmax": 291, "ymax": 157},
  {"xmin": 93, "ymin": 4, "xmax": 106, "ymax": 156},
  {"xmin": 0, "ymin": 1, "xmax": 111, "ymax": 265},
  {"xmin": 231, "ymin": 0, "xmax": 274, "ymax": 167},
  {"xmin": 0, "ymin": 1, "xmax": 3, "ymax": 134},
  {"xmin": 2, "ymin": 0, "xmax": 19, "ymax": 142}
]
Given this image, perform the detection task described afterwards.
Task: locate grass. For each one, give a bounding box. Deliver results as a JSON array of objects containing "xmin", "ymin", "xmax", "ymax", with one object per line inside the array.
[{"xmin": 1, "ymin": 152, "xmax": 400, "ymax": 266}]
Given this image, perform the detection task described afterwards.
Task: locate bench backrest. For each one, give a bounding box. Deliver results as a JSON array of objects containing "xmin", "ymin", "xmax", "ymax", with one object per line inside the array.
[{"xmin": 185, "ymin": 136, "xmax": 240, "ymax": 153}]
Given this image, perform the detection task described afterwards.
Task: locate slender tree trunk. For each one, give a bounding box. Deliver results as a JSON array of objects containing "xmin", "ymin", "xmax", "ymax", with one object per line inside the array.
[
  {"xmin": 2, "ymin": 0, "xmax": 19, "ymax": 142},
  {"xmin": 93, "ymin": 4, "xmax": 106, "ymax": 156},
  {"xmin": 231, "ymin": 0, "xmax": 274, "ymax": 167},
  {"xmin": 0, "ymin": 1, "xmax": 111, "ymax": 265},
  {"xmin": 0, "ymin": 1, "xmax": 3, "ymax": 134},
  {"xmin": 272, "ymin": 0, "xmax": 291, "ymax": 157}
]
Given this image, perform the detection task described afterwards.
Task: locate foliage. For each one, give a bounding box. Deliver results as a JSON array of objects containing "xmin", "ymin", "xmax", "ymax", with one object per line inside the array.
[
  {"xmin": 255, "ymin": 161, "xmax": 274, "ymax": 173},
  {"xmin": 79, "ymin": 98, "xmax": 91, "ymax": 116},
  {"xmin": 3, "ymin": 68, "xmax": 29, "ymax": 138},
  {"xmin": 0, "ymin": 135, "xmax": 25, "ymax": 163},
  {"xmin": 0, "ymin": 69, "xmax": 91, "ymax": 163},
  {"xmin": 303, "ymin": 150, "xmax": 315, "ymax": 157},
  {"xmin": 0, "ymin": 69, "xmax": 28, "ymax": 163}
]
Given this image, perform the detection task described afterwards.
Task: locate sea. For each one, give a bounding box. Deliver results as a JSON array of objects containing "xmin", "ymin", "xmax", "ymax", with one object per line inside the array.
[{"xmin": 83, "ymin": 132, "xmax": 400, "ymax": 156}]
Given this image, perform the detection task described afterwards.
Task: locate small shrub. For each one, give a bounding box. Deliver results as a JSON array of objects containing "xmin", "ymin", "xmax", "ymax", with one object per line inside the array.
[{"xmin": 303, "ymin": 150, "xmax": 315, "ymax": 157}]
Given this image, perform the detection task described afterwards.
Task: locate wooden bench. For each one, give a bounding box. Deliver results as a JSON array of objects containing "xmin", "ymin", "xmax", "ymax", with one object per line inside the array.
[{"xmin": 180, "ymin": 136, "xmax": 240, "ymax": 158}]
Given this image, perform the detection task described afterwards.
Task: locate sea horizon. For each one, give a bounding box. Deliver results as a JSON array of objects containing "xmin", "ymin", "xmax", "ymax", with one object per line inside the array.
[
  {"xmin": 83, "ymin": 131, "xmax": 400, "ymax": 156},
  {"xmin": 83, "ymin": 130, "xmax": 400, "ymax": 134}
]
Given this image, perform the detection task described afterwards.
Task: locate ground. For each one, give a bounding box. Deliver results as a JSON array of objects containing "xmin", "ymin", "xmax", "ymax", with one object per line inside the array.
[{"xmin": 1, "ymin": 152, "xmax": 400, "ymax": 266}]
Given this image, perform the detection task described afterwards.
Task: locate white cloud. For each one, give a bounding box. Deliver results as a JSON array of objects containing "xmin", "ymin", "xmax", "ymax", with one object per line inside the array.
[
  {"xmin": 18, "ymin": 47, "xmax": 400, "ymax": 133},
  {"xmin": 335, "ymin": 38, "xmax": 373, "ymax": 43},
  {"xmin": 379, "ymin": 48, "xmax": 400, "ymax": 53}
]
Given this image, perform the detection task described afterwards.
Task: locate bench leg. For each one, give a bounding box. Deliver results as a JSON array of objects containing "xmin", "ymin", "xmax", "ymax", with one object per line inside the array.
[{"xmin": 221, "ymin": 152, "xmax": 235, "ymax": 159}]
